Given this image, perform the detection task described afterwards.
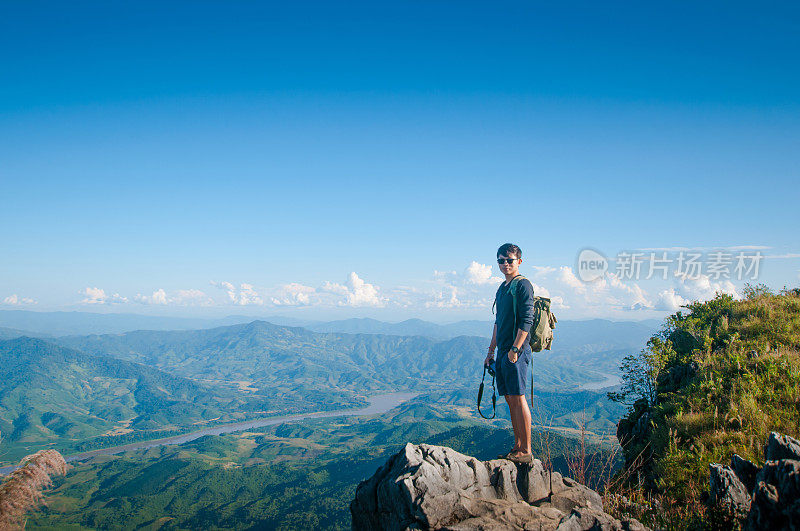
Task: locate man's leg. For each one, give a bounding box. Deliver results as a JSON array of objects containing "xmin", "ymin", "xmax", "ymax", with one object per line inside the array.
[
  {"xmin": 504, "ymin": 395, "xmax": 521, "ymax": 452},
  {"xmin": 506, "ymin": 395, "xmax": 531, "ymax": 455}
]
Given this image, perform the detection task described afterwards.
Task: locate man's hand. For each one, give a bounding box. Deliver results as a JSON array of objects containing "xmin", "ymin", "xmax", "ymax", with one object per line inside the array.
[
  {"xmin": 484, "ymin": 347, "xmax": 495, "ymax": 367},
  {"xmin": 507, "ymin": 349, "xmax": 518, "ymax": 363}
]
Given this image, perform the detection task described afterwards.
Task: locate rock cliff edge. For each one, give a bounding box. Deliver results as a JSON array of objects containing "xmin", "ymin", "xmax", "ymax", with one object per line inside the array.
[{"xmin": 350, "ymin": 443, "xmax": 647, "ymax": 530}]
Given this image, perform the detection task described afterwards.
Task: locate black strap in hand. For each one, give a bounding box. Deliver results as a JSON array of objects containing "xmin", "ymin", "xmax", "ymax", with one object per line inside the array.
[{"xmin": 477, "ymin": 363, "xmax": 496, "ymax": 419}]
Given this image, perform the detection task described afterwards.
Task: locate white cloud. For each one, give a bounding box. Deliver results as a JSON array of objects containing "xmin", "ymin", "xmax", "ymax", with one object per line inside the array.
[
  {"xmin": 425, "ymin": 261, "xmax": 504, "ymax": 309},
  {"xmin": 81, "ymin": 287, "xmax": 107, "ymax": 304},
  {"xmin": 653, "ymin": 272, "xmax": 739, "ymax": 312},
  {"xmin": 212, "ymin": 281, "xmax": 236, "ymax": 297},
  {"xmin": 526, "ymin": 267, "xmax": 654, "ymax": 313},
  {"xmin": 80, "ymin": 287, "xmax": 127, "ymax": 305},
  {"xmin": 655, "ymin": 289, "xmax": 689, "ymax": 312},
  {"xmin": 211, "ymin": 281, "xmax": 264, "ymax": 306},
  {"xmin": 173, "ymin": 289, "xmax": 214, "ymax": 306},
  {"xmin": 270, "ymin": 283, "xmax": 315, "ymax": 306},
  {"xmin": 556, "ymin": 266, "xmax": 587, "ymax": 294},
  {"xmin": 424, "ymin": 286, "xmax": 462, "ymax": 308},
  {"xmin": 2, "ymin": 294, "xmax": 37, "ymax": 305},
  {"xmin": 520, "ymin": 260, "xmax": 755, "ymax": 317},
  {"xmin": 673, "ymin": 272, "xmax": 738, "ymax": 300},
  {"xmin": 435, "ymin": 262, "xmax": 502, "ymax": 287},
  {"xmin": 605, "ymin": 272, "xmax": 653, "ymax": 310},
  {"xmin": 321, "ymin": 272, "xmax": 386, "ymax": 307},
  {"xmin": 135, "ymin": 288, "xmax": 169, "ymax": 305},
  {"xmin": 238, "ymin": 284, "xmax": 264, "ymax": 306},
  {"xmin": 464, "ymin": 261, "xmax": 503, "ymax": 285},
  {"xmin": 132, "ymin": 288, "xmax": 214, "ymax": 306}
]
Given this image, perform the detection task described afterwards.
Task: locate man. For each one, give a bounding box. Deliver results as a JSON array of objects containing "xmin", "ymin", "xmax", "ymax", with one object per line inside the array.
[{"xmin": 484, "ymin": 243, "xmax": 535, "ymax": 463}]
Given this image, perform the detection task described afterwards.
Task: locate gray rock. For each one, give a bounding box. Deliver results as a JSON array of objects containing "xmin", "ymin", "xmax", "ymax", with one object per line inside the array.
[
  {"xmin": 765, "ymin": 432, "xmax": 800, "ymax": 462},
  {"xmin": 731, "ymin": 454, "xmax": 759, "ymax": 492},
  {"xmin": 441, "ymin": 502, "xmax": 564, "ymax": 530},
  {"xmin": 351, "ymin": 443, "xmax": 650, "ymax": 531},
  {"xmin": 555, "ymin": 508, "xmax": 647, "ymax": 531},
  {"xmin": 549, "ymin": 471, "xmax": 567, "ymax": 494},
  {"xmin": 746, "ymin": 459, "xmax": 800, "ymax": 530},
  {"xmin": 551, "ymin": 485, "xmax": 604, "ymax": 514},
  {"xmin": 709, "ymin": 463, "xmax": 751, "ymax": 518},
  {"xmin": 518, "ymin": 458, "xmax": 550, "ymax": 504}
]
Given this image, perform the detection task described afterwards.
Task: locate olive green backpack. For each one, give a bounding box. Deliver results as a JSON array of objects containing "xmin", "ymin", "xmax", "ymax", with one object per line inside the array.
[{"xmin": 507, "ymin": 275, "xmax": 557, "ymax": 352}]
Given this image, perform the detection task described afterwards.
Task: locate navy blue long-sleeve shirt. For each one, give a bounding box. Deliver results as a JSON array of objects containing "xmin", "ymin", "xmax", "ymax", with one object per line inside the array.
[{"xmin": 494, "ymin": 277, "xmax": 535, "ymax": 351}]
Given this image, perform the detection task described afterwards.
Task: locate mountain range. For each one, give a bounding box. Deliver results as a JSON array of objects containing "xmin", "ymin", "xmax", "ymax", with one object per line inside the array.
[
  {"xmin": 0, "ymin": 313, "xmax": 655, "ymax": 464},
  {"xmin": 0, "ymin": 309, "xmax": 659, "ymax": 342},
  {"xmin": 0, "ymin": 337, "xmax": 236, "ymax": 453}
]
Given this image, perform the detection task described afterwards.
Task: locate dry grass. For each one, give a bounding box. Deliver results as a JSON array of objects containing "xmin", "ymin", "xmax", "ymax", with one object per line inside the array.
[{"xmin": 0, "ymin": 449, "xmax": 68, "ymax": 530}]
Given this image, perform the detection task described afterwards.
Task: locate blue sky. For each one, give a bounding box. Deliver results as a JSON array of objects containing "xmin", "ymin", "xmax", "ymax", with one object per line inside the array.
[{"xmin": 1, "ymin": 1, "xmax": 798, "ymax": 321}]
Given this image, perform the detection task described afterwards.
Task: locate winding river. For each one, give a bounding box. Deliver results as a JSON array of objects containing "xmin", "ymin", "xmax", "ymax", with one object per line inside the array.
[
  {"xmin": 579, "ymin": 372, "xmax": 622, "ymax": 390},
  {"xmin": 0, "ymin": 392, "xmax": 418, "ymax": 475}
]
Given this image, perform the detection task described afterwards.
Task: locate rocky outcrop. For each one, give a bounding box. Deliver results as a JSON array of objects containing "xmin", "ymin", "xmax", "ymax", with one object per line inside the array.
[
  {"xmin": 764, "ymin": 432, "xmax": 800, "ymax": 462},
  {"xmin": 708, "ymin": 432, "xmax": 800, "ymax": 529},
  {"xmin": 709, "ymin": 462, "xmax": 751, "ymax": 518},
  {"xmin": 350, "ymin": 443, "xmax": 648, "ymax": 530}
]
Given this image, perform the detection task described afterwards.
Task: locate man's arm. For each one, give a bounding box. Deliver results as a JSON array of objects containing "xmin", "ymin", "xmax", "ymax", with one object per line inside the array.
[
  {"xmin": 484, "ymin": 324, "xmax": 498, "ymax": 366},
  {"xmin": 513, "ymin": 328, "xmax": 529, "ymax": 350},
  {"xmin": 508, "ymin": 328, "xmax": 529, "ymax": 362},
  {"xmin": 508, "ymin": 280, "xmax": 535, "ymax": 362}
]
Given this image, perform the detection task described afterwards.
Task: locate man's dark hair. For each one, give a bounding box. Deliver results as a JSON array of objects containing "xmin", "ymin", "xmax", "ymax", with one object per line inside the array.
[{"xmin": 497, "ymin": 243, "xmax": 522, "ymax": 259}]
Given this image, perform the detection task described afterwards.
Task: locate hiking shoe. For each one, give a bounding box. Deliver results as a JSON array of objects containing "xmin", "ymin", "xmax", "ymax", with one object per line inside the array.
[
  {"xmin": 497, "ymin": 450, "xmax": 520, "ymax": 460},
  {"xmin": 507, "ymin": 452, "xmax": 533, "ymax": 464}
]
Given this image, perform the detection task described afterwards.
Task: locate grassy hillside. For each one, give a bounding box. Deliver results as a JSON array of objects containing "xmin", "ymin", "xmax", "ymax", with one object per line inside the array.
[
  {"xmin": 26, "ymin": 403, "xmax": 615, "ymax": 530},
  {"xmin": 611, "ymin": 286, "xmax": 800, "ymax": 526},
  {"xmin": 0, "ymin": 337, "xmax": 279, "ymax": 463}
]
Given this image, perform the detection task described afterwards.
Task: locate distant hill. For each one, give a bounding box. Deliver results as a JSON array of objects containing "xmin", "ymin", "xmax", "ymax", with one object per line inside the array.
[
  {"xmin": 308, "ymin": 317, "xmax": 455, "ymax": 337},
  {"xmin": 0, "ymin": 337, "xmax": 244, "ymax": 460},
  {"xmin": 307, "ymin": 317, "xmax": 658, "ymax": 378},
  {"xmin": 308, "ymin": 317, "xmax": 657, "ymax": 344},
  {"xmin": 0, "ymin": 310, "xmax": 263, "ymax": 336},
  {"xmin": 57, "ymin": 321, "xmax": 494, "ymax": 394},
  {"xmin": 305, "ymin": 317, "xmax": 494, "ymax": 338},
  {"xmin": 0, "ymin": 326, "xmax": 49, "ymax": 340},
  {"xmin": 56, "ymin": 320, "xmax": 613, "ymax": 395}
]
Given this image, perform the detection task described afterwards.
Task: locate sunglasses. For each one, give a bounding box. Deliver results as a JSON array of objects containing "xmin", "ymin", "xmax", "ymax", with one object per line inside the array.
[{"xmin": 497, "ymin": 258, "xmax": 518, "ymax": 265}]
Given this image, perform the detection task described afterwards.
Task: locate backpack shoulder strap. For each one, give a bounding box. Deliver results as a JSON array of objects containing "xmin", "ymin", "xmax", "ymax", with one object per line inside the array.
[
  {"xmin": 491, "ymin": 281, "xmax": 505, "ymax": 315},
  {"xmin": 508, "ymin": 275, "xmax": 525, "ymax": 331}
]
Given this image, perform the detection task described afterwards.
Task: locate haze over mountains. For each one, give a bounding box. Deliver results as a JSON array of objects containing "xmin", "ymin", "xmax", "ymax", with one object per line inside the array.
[{"xmin": 0, "ymin": 309, "xmax": 658, "ymax": 341}]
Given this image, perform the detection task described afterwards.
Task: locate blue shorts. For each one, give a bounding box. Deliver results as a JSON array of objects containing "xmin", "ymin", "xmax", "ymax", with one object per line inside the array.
[{"xmin": 496, "ymin": 345, "xmax": 531, "ymax": 396}]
